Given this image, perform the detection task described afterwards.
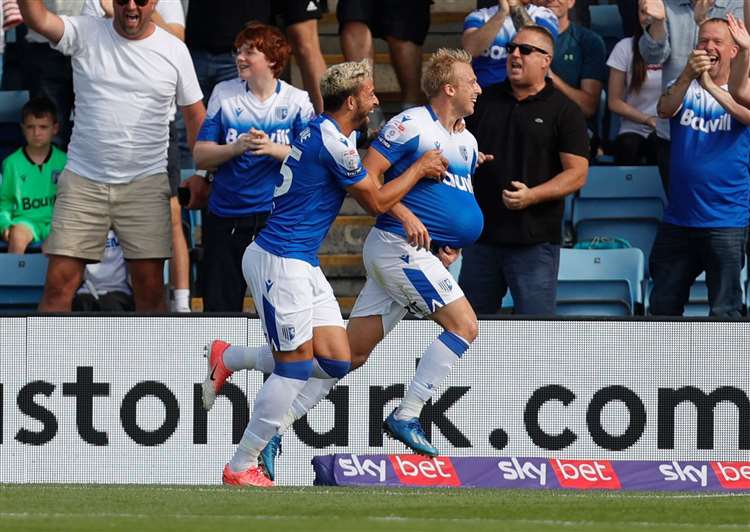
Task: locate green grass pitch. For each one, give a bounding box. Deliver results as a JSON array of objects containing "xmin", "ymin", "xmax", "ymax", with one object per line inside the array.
[{"xmin": 0, "ymin": 485, "xmax": 748, "ymax": 532}]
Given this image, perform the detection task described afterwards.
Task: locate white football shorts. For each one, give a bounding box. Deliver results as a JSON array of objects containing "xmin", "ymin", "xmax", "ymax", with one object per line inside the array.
[
  {"xmin": 350, "ymin": 228, "xmax": 465, "ymax": 334},
  {"xmin": 243, "ymin": 242, "xmax": 345, "ymax": 352}
]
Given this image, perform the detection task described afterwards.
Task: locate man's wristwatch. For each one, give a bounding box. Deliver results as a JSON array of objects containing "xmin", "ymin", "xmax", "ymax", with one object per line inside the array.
[{"xmin": 195, "ymin": 169, "xmax": 213, "ymax": 183}]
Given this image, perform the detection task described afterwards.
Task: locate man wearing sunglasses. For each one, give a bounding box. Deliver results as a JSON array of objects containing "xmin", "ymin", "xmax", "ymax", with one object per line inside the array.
[
  {"xmin": 461, "ymin": 26, "xmax": 590, "ymax": 316},
  {"xmin": 19, "ymin": 0, "xmax": 206, "ymax": 312},
  {"xmin": 462, "ymin": 0, "xmax": 559, "ymax": 89}
]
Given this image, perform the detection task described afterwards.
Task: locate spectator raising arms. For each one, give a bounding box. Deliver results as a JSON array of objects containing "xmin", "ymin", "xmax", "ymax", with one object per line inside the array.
[
  {"xmin": 651, "ymin": 18, "xmax": 750, "ymax": 317},
  {"xmin": 18, "ymin": 0, "xmax": 205, "ymax": 312},
  {"xmin": 462, "ymin": 0, "xmax": 558, "ymax": 89},
  {"xmin": 81, "ymin": 0, "xmax": 193, "ymax": 312},
  {"xmin": 638, "ymin": 0, "xmax": 743, "ymax": 190},
  {"xmin": 607, "ymin": 9, "xmax": 662, "ymax": 165}
]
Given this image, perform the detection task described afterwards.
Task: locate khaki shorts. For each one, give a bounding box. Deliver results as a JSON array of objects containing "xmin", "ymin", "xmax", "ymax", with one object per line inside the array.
[{"xmin": 44, "ymin": 169, "xmax": 172, "ymax": 261}]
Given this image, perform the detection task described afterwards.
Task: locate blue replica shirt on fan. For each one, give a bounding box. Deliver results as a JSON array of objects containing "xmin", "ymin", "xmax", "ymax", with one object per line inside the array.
[
  {"xmin": 464, "ymin": 5, "xmax": 558, "ymax": 88},
  {"xmin": 255, "ymin": 113, "xmax": 367, "ymax": 265},
  {"xmin": 371, "ymin": 105, "xmax": 484, "ymax": 248},
  {"xmin": 666, "ymin": 80, "xmax": 750, "ymax": 228},
  {"xmin": 197, "ymin": 78, "xmax": 315, "ymax": 217}
]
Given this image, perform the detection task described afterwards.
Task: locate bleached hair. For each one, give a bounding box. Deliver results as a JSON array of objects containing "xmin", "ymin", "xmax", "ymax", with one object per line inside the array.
[
  {"xmin": 421, "ymin": 48, "xmax": 473, "ymax": 99},
  {"xmin": 320, "ymin": 59, "xmax": 373, "ymax": 112}
]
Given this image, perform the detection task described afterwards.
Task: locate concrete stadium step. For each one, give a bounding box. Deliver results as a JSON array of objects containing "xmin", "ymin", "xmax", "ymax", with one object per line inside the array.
[
  {"xmin": 321, "ymin": 254, "xmax": 366, "ymax": 298},
  {"xmin": 327, "ymin": 277, "xmax": 366, "ymax": 299},
  {"xmin": 322, "ymin": 0, "xmax": 474, "ymax": 20},
  {"xmin": 319, "ymin": 215, "xmax": 374, "ymax": 255},
  {"xmin": 291, "ymin": 3, "xmax": 468, "ymax": 94},
  {"xmin": 319, "ymin": 253, "xmax": 365, "ymax": 277}
]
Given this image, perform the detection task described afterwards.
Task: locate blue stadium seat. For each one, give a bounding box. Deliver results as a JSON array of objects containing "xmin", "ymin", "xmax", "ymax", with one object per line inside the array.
[
  {"xmin": 0, "ymin": 90, "xmax": 29, "ymax": 122},
  {"xmin": 0, "ymin": 253, "xmax": 48, "ymax": 310},
  {"xmin": 0, "ymin": 90, "xmax": 28, "ymax": 162},
  {"xmin": 589, "ymin": 4, "xmax": 624, "ymax": 55},
  {"xmin": 573, "ymin": 166, "xmax": 666, "ymax": 273},
  {"xmin": 557, "ymin": 248, "xmax": 645, "ymax": 316}
]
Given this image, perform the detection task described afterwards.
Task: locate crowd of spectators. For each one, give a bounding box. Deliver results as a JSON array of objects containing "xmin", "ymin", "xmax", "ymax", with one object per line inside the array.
[{"xmin": 0, "ymin": 0, "xmax": 747, "ymax": 318}]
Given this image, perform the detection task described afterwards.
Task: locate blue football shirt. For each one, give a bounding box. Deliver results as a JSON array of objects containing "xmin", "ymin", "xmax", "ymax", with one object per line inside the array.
[
  {"xmin": 197, "ymin": 78, "xmax": 315, "ymax": 217},
  {"xmin": 371, "ymin": 105, "xmax": 484, "ymax": 248},
  {"xmin": 667, "ymin": 80, "xmax": 750, "ymax": 228},
  {"xmin": 255, "ymin": 114, "xmax": 367, "ymax": 265}
]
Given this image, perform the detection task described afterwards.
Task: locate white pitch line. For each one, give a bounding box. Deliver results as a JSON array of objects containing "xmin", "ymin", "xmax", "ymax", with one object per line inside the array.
[
  {"xmin": 3, "ymin": 485, "xmax": 750, "ymax": 499},
  {"xmin": 0, "ymin": 512, "xmax": 748, "ymax": 530}
]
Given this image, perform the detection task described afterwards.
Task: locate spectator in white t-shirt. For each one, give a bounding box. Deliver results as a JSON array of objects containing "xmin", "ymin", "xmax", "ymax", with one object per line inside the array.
[
  {"xmin": 80, "ymin": 0, "xmax": 192, "ymax": 313},
  {"xmin": 19, "ymin": 0, "xmax": 205, "ymax": 312},
  {"xmin": 606, "ymin": 11, "xmax": 662, "ymax": 166}
]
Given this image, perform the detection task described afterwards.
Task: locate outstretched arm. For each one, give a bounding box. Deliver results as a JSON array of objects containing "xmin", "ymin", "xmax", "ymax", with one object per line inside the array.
[
  {"xmin": 462, "ymin": 0, "xmax": 510, "ymax": 58},
  {"xmin": 18, "ymin": 0, "xmax": 65, "ymax": 44}
]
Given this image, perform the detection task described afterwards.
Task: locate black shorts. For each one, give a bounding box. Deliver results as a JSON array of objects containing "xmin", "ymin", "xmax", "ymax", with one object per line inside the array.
[
  {"xmin": 337, "ymin": 0, "xmax": 432, "ymax": 46},
  {"xmin": 167, "ymin": 119, "xmax": 180, "ymax": 197},
  {"xmin": 273, "ymin": 0, "xmax": 325, "ymax": 26}
]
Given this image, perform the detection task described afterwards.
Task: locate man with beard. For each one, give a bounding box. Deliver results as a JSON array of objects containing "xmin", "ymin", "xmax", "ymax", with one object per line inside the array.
[{"xmin": 209, "ymin": 60, "xmax": 448, "ymax": 487}]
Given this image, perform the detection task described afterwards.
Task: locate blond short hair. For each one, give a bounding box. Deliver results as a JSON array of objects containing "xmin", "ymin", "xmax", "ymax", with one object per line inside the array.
[
  {"xmin": 320, "ymin": 59, "xmax": 373, "ymax": 112},
  {"xmin": 421, "ymin": 48, "xmax": 473, "ymax": 99}
]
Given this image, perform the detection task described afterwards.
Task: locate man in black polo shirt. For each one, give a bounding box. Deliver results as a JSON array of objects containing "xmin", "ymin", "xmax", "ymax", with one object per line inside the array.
[{"xmin": 461, "ymin": 25, "xmax": 589, "ymax": 315}]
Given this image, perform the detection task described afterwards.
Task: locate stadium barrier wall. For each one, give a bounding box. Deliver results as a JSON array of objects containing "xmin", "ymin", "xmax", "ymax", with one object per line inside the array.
[{"xmin": 1, "ymin": 316, "xmax": 748, "ymax": 487}]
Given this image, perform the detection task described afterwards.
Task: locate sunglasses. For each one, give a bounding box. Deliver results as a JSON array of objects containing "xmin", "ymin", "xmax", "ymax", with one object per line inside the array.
[
  {"xmin": 506, "ymin": 43, "xmax": 550, "ymax": 56},
  {"xmin": 114, "ymin": 0, "xmax": 149, "ymax": 6}
]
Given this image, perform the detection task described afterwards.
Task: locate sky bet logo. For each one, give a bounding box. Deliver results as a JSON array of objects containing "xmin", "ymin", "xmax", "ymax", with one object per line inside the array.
[
  {"xmin": 338, "ymin": 455, "xmax": 387, "ymax": 482},
  {"xmin": 550, "ymin": 459, "xmax": 621, "ymax": 489},
  {"xmin": 497, "ymin": 457, "xmax": 547, "ymax": 486},
  {"xmin": 711, "ymin": 462, "xmax": 750, "ymax": 489},
  {"xmin": 337, "ymin": 454, "xmax": 460, "ymax": 486},
  {"xmin": 660, "ymin": 461, "xmax": 708, "ymax": 487},
  {"xmin": 389, "ymin": 455, "xmax": 460, "ymax": 487}
]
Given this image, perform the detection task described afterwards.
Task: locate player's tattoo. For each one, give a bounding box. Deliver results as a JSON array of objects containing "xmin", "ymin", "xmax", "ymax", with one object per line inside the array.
[{"xmin": 510, "ymin": 4, "xmax": 533, "ymax": 29}]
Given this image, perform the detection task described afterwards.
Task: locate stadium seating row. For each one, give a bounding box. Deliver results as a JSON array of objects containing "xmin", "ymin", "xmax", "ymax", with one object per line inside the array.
[{"xmin": 3, "ymin": 248, "xmax": 747, "ymax": 317}]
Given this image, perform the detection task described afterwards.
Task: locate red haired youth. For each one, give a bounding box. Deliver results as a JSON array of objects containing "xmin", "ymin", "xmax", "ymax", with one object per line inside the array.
[{"xmin": 234, "ymin": 22, "xmax": 292, "ymax": 78}]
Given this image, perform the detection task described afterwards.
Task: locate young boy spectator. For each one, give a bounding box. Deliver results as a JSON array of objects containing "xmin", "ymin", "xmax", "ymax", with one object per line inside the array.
[{"xmin": 0, "ymin": 96, "xmax": 65, "ymax": 254}]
